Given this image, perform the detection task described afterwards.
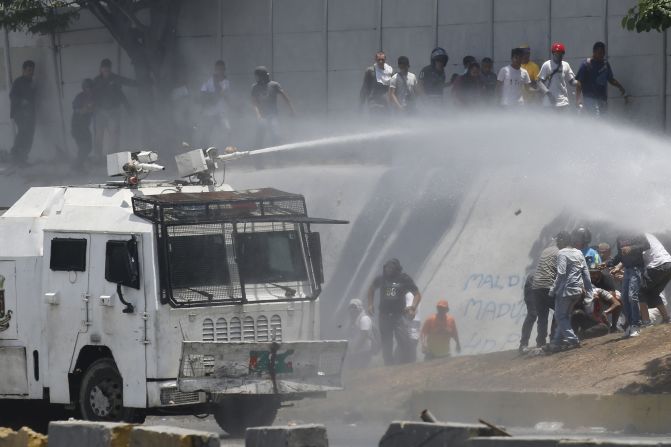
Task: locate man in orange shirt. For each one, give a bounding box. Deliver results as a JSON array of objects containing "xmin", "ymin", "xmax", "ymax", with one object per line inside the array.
[{"xmin": 420, "ymin": 300, "xmax": 461, "ymax": 360}]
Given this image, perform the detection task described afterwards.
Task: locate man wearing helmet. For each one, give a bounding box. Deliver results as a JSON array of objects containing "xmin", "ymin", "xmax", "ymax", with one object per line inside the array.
[
  {"xmin": 538, "ymin": 42, "xmax": 578, "ymax": 110},
  {"xmin": 367, "ymin": 258, "xmax": 421, "ymax": 365},
  {"xmin": 420, "ymin": 300, "xmax": 461, "ymax": 361},
  {"xmin": 419, "ymin": 47, "xmax": 449, "ymax": 105},
  {"xmin": 572, "ymin": 227, "xmax": 601, "ymax": 269}
]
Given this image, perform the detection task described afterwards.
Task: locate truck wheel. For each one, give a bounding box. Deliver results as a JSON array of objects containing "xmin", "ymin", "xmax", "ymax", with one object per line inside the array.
[
  {"xmin": 78, "ymin": 358, "xmax": 145, "ymax": 423},
  {"xmin": 213, "ymin": 396, "xmax": 280, "ymax": 437}
]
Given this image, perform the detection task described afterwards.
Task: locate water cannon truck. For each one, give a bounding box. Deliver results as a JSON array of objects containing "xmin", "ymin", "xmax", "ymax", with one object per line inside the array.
[{"xmin": 0, "ymin": 149, "xmax": 348, "ymax": 435}]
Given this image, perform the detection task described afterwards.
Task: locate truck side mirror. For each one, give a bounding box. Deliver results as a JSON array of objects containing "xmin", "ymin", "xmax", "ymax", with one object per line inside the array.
[
  {"xmin": 105, "ymin": 238, "xmax": 140, "ymax": 289},
  {"xmin": 307, "ymin": 232, "xmax": 324, "ymax": 285}
]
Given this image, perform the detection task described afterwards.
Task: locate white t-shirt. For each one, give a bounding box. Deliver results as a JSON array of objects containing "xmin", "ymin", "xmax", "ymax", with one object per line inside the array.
[
  {"xmin": 405, "ymin": 291, "xmax": 420, "ymax": 340},
  {"xmin": 200, "ymin": 77, "xmax": 230, "ymax": 116},
  {"xmin": 539, "ymin": 60, "xmax": 576, "ymax": 107},
  {"xmin": 497, "ymin": 65, "xmax": 531, "ymax": 106},
  {"xmin": 375, "ymin": 63, "xmax": 393, "ymax": 86},
  {"xmin": 644, "ymin": 233, "xmax": 671, "ymax": 269},
  {"xmin": 390, "ymin": 72, "xmax": 418, "ymax": 107}
]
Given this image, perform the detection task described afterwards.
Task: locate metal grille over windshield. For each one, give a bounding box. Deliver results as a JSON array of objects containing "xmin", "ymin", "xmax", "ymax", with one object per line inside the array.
[{"xmin": 162, "ymin": 223, "xmax": 242, "ymax": 306}]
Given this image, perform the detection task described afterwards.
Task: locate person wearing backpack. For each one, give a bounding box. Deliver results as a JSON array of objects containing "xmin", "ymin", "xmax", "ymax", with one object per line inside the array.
[
  {"xmin": 538, "ymin": 42, "xmax": 577, "ymax": 111},
  {"xmin": 575, "ymin": 41, "xmax": 628, "ymax": 116}
]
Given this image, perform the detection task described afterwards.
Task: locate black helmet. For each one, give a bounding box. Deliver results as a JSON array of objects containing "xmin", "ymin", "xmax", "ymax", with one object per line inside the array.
[
  {"xmin": 571, "ymin": 227, "xmax": 592, "ymax": 246},
  {"xmin": 254, "ymin": 66, "xmax": 270, "ymax": 82},
  {"xmin": 430, "ymin": 47, "xmax": 448, "ymax": 65}
]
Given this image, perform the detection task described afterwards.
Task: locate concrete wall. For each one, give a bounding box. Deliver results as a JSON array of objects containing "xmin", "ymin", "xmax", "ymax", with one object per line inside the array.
[{"xmin": 0, "ymin": 0, "xmax": 667, "ymax": 162}]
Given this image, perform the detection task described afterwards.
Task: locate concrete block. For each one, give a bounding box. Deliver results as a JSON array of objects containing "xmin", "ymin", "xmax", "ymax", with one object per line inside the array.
[
  {"xmin": 274, "ymin": 0, "xmax": 324, "ymax": 34},
  {"xmin": 17, "ymin": 427, "xmax": 47, "ymax": 447},
  {"xmin": 382, "ymin": 0, "xmax": 435, "ymax": 28},
  {"xmin": 468, "ymin": 437, "xmax": 559, "ymax": 447},
  {"xmin": 494, "ymin": 0, "xmax": 549, "ymax": 22},
  {"xmin": 129, "ymin": 425, "xmax": 218, "ymax": 447},
  {"xmin": 328, "ymin": 0, "xmax": 378, "ymax": 31},
  {"xmin": 438, "ymin": 23, "xmax": 492, "ymax": 60},
  {"xmin": 328, "ymin": 29, "xmax": 379, "ymax": 71},
  {"xmin": 222, "ymin": 0, "xmax": 271, "ymax": 36},
  {"xmin": 48, "ymin": 420, "xmax": 132, "ymax": 447},
  {"xmin": 550, "ymin": 17, "xmax": 605, "ymax": 59},
  {"xmin": 439, "ymin": 0, "xmax": 490, "ymax": 25},
  {"xmin": 551, "ymin": 0, "xmax": 605, "ymax": 19},
  {"xmin": 245, "ymin": 424, "xmax": 328, "ymax": 447},
  {"xmin": 379, "ymin": 421, "xmax": 495, "ymax": 447},
  {"xmin": 273, "ymin": 32, "xmax": 325, "ymax": 73}
]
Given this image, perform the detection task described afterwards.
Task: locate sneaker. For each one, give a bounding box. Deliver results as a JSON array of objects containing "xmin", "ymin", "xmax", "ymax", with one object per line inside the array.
[
  {"xmin": 641, "ymin": 320, "xmax": 653, "ymax": 327},
  {"xmin": 623, "ymin": 326, "xmax": 631, "ymax": 338},
  {"xmin": 630, "ymin": 326, "xmax": 641, "ymax": 337},
  {"xmin": 518, "ymin": 345, "xmax": 530, "ymax": 354}
]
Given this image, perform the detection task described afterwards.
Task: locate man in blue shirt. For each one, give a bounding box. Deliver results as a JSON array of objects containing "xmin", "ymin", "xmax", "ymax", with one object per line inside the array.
[
  {"xmin": 572, "ymin": 227, "xmax": 601, "ymax": 269},
  {"xmin": 575, "ymin": 42, "xmax": 628, "ymax": 116}
]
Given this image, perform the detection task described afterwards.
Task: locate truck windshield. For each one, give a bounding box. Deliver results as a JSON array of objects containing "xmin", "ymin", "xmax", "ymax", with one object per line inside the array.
[{"xmin": 236, "ymin": 230, "xmax": 307, "ymax": 284}]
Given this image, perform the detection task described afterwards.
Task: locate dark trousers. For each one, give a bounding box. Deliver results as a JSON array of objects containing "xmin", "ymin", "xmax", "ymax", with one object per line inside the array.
[
  {"xmin": 534, "ymin": 288, "xmax": 555, "ymax": 347},
  {"xmin": 11, "ymin": 115, "xmax": 36, "ymax": 162},
  {"xmin": 571, "ymin": 309, "xmax": 609, "ymax": 339},
  {"xmin": 520, "ymin": 291, "xmax": 538, "ymax": 347},
  {"xmin": 641, "ymin": 262, "xmax": 671, "ymax": 307},
  {"xmin": 379, "ymin": 313, "xmax": 412, "ymax": 366},
  {"xmin": 72, "ymin": 126, "xmax": 92, "ymax": 163}
]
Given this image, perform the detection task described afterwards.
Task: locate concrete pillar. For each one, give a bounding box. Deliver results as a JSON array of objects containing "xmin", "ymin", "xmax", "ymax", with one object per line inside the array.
[{"xmin": 245, "ymin": 424, "xmax": 329, "ymax": 447}]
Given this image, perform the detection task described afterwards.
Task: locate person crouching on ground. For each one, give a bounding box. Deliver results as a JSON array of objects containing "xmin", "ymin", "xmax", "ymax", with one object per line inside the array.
[
  {"xmin": 420, "ymin": 300, "xmax": 461, "ymax": 360},
  {"xmin": 547, "ymin": 231, "xmax": 594, "ymax": 352}
]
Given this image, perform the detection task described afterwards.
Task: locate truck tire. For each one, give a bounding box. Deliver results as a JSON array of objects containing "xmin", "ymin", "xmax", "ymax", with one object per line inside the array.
[
  {"xmin": 78, "ymin": 358, "xmax": 145, "ymax": 423},
  {"xmin": 213, "ymin": 396, "xmax": 280, "ymax": 437}
]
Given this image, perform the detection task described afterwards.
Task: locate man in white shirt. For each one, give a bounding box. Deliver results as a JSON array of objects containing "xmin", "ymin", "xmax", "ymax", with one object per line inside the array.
[
  {"xmin": 199, "ymin": 60, "xmax": 231, "ymax": 148},
  {"xmin": 496, "ymin": 47, "xmax": 531, "ymax": 107},
  {"xmin": 346, "ymin": 299, "xmax": 375, "ymax": 368},
  {"xmin": 359, "ymin": 51, "xmax": 394, "ymax": 113},
  {"xmin": 640, "ymin": 233, "xmax": 671, "ymax": 325},
  {"xmin": 538, "ymin": 42, "xmax": 577, "ymax": 110},
  {"xmin": 389, "ymin": 56, "xmax": 418, "ymax": 114}
]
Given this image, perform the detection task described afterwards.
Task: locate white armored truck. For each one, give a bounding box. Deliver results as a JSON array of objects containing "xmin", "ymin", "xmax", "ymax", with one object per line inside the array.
[{"xmin": 0, "ymin": 150, "xmax": 347, "ymax": 435}]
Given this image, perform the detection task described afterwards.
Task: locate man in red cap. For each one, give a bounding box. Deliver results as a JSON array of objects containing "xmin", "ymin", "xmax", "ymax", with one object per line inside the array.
[
  {"xmin": 420, "ymin": 300, "xmax": 461, "ymax": 360},
  {"xmin": 538, "ymin": 42, "xmax": 577, "ymax": 111}
]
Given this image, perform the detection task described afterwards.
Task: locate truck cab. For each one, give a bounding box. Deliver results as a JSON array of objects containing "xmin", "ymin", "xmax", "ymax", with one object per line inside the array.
[{"xmin": 0, "ymin": 178, "xmax": 347, "ymax": 435}]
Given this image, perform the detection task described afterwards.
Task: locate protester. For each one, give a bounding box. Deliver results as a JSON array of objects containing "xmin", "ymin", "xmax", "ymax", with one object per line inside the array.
[
  {"xmin": 345, "ymin": 299, "xmax": 376, "ymax": 369},
  {"xmin": 572, "ymin": 284, "xmax": 621, "ymax": 340},
  {"xmin": 519, "ymin": 275, "xmax": 538, "ymax": 353},
  {"xmin": 9, "ymin": 60, "xmax": 37, "ymax": 166},
  {"xmin": 199, "ymin": 60, "xmax": 231, "ymax": 149},
  {"xmin": 519, "ymin": 45, "xmax": 540, "ymax": 103},
  {"xmin": 92, "ymin": 58, "xmax": 136, "ymax": 156},
  {"xmin": 572, "ymin": 227, "xmax": 601, "ymax": 268},
  {"xmin": 538, "ymin": 42, "xmax": 577, "ymax": 110},
  {"xmin": 367, "ymin": 258, "xmax": 421, "ymax": 366},
  {"xmin": 589, "ymin": 268, "xmax": 622, "ymax": 332},
  {"xmin": 598, "ymin": 242, "xmax": 613, "ymax": 266},
  {"xmin": 497, "ymin": 48, "xmax": 531, "ymax": 107},
  {"xmin": 547, "ymin": 231, "xmax": 593, "ymax": 352},
  {"xmin": 450, "ymin": 55, "xmax": 476, "ymax": 86},
  {"xmin": 420, "ymin": 300, "xmax": 461, "ymax": 360},
  {"xmin": 576, "ymin": 41, "xmax": 628, "ymax": 116},
  {"xmin": 419, "ymin": 47, "xmax": 449, "ymax": 105},
  {"xmin": 251, "ymin": 66, "xmax": 294, "ymax": 149},
  {"xmin": 452, "ymin": 62, "xmax": 484, "ymax": 107},
  {"xmin": 389, "ymin": 56, "xmax": 418, "ymax": 114},
  {"xmin": 359, "ymin": 51, "xmax": 393, "ymax": 113},
  {"xmin": 480, "ymin": 57, "xmax": 498, "ymax": 103},
  {"xmin": 607, "ymin": 234, "xmax": 650, "ymax": 338},
  {"xmin": 640, "ymin": 233, "xmax": 671, "ymax": 325},
  {"xmin": 532, "ymin": 233, "xmax": 569, "ymax": 347},
  {"xmin": 71, "ymin": 79, "xmax": 95, "ymax": 167}
]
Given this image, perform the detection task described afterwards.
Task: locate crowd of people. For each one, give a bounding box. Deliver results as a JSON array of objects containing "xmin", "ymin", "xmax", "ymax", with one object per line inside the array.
[
  {"xmin": 520, "ymin": 228, "xmax": 671, "ymax": 354},
  {"xmin": 7, "ymin": 58, "xmax": 294, "ymax": 167},
  {"xmin": 359, "ymin": 41, "xmax": 628, "ymax": 114},
  {"xmin": 8, "ymin": 39, "xmax": 629, "ymax": 168},
  {"xmin": 345, "ymin": 258, "xmax": 461, "ymax": 368}
]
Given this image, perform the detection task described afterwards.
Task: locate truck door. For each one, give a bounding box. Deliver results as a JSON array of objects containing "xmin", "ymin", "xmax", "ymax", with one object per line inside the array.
[
  {"xmin": 0, "ymin": 260, "xmax": 29, "ymax": 396},
  {"xmin": 43, "ymin": 234, "xmax": 90, "ymax": 403},
  {"xmin": 88, "ymin": 234, "xmax": 147, "ymax": 408}
]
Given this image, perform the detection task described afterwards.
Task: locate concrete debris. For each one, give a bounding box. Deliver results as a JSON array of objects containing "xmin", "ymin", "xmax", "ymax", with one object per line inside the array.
[{"xmin": 245, "ymin": 424, "xmax": 328, "ymax": 447}]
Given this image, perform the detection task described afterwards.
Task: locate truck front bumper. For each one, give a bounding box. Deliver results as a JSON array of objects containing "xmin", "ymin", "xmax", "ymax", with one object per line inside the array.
[{"xmin": 177, "ymin": 340, "xmax": 348, "ymax": 396}]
